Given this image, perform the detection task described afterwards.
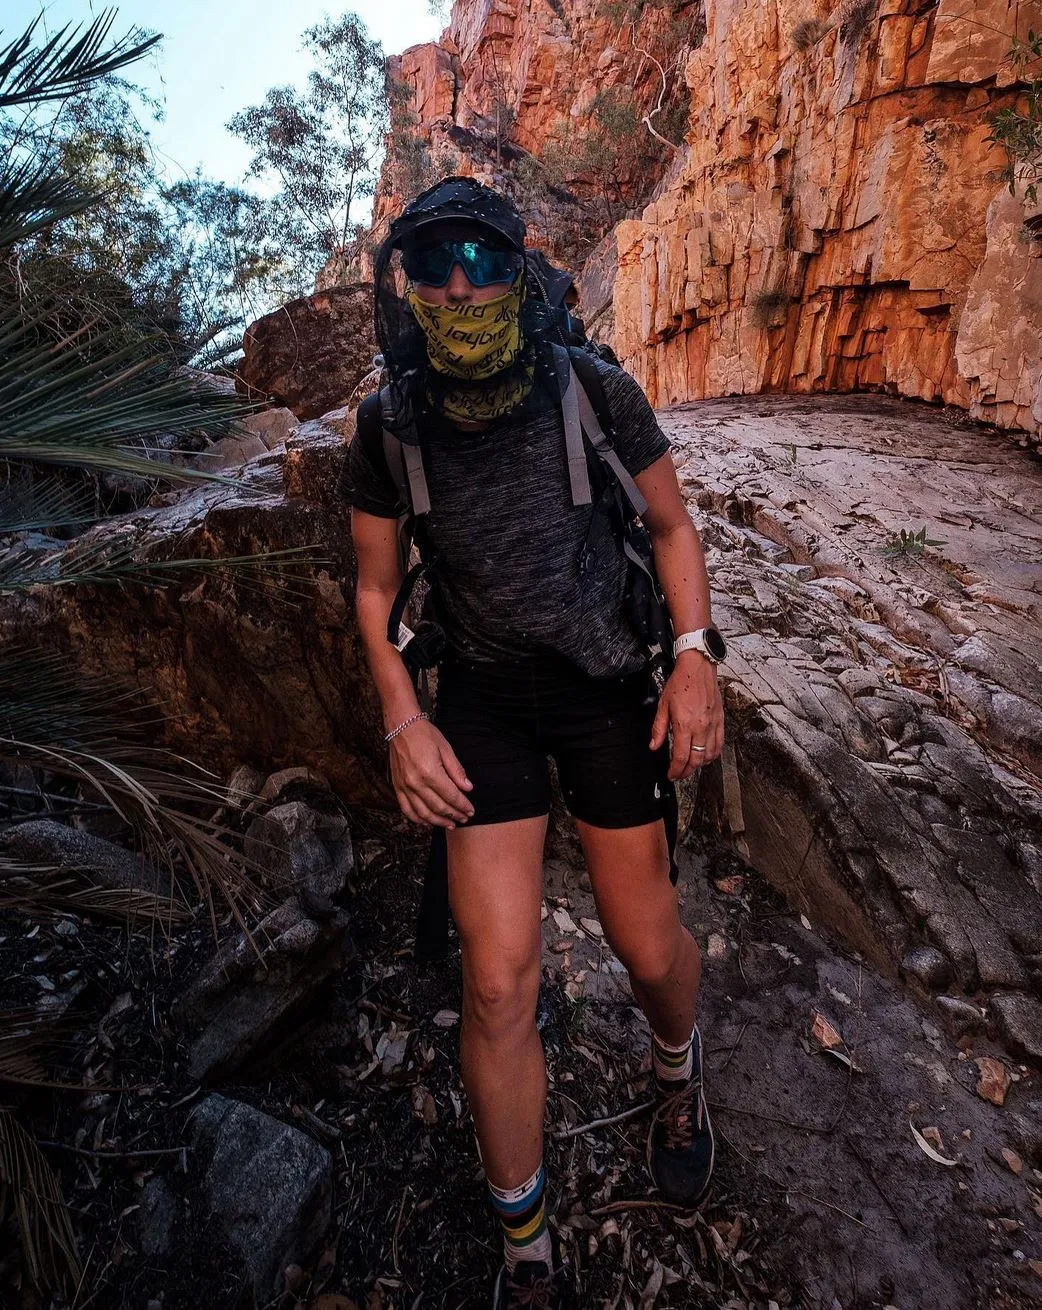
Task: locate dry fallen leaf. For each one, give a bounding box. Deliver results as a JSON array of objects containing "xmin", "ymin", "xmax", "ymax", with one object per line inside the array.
[
  {"xmin": 579, "ymin": 916, "xmax": 603, "ymax": 937},
  {"xmin": 811, "ymin": 1011, "xmax": 844, "ymax": 1050},
  {"xmin": 1027, "ymin": 1259, "xmax": 1042, "ymax": 1279},
  {"xmin": 432, "ymin": 1009, "xmax": 459, "ymax": 1028},
  {"xmin": 410, "ymin": 1085, "xmax": 438, "ymax": 1125},
  {"xmin": 638, "ymin": 1258, "xmax": 664, "ymax": 1310},
  {"xmin": 974, "ymin": 1056, "xmax": 1011, "ymax": 1106},
  {"xmin": 553, "ymin": 907, "xmax": 579, "ymax": 935},
  {"xmin": 714, "ymin": 876, "xmax": 744, "ymax": 896},
  {"xmin": 910, "ymin": 1119, "xmax": 958, "ymax": 1166},
  {"xmin": 920, "ymin": 1126, "xmax": 945, "ymax": 1152},
  {"xmin": 1000, "ymin": 1147, "xmax": 1023, "ymax": 1176},
  {"xmin": 707, "ymin": 932, "xmax": 728, "ymax": 959}
]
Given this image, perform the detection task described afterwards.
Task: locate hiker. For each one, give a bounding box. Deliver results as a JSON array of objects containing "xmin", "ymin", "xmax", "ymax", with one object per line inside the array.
[{"xmin": 344, "ymin": 176, "xmax": 726, "ymax": 1307}]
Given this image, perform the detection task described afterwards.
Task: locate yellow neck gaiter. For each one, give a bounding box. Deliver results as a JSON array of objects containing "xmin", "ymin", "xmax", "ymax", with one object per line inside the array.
[{"xmin": 406, "ymin": 280, "xmax": 533, "ymax": 423}]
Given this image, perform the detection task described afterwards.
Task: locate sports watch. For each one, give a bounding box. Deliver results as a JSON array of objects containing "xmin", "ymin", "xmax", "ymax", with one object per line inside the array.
[{"xmin": 673, "ymin": 627, "xmax": 727, "ymax": 664}]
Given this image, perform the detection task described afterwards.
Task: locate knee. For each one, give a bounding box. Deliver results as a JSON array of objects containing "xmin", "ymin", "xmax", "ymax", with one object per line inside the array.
[
  {"xmin": 463, "ymin": 954, "xmax": 540, "ymax": 1040},
  {"xmin": 611, "ymin": 925, "xmax": 683, "ymax": 991}
]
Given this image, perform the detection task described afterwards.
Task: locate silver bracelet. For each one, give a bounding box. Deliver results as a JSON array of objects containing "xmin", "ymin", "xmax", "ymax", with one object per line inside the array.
[{"xmin": 384, "ymin": 711, "xmax": 429, "ymax": 743}]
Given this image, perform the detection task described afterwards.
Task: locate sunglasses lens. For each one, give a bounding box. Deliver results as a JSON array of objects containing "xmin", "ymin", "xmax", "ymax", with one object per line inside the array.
[
  {"xmin": 403, "ymin": 244, "xmax": 454, "ymax": 284},
  {"xmin": 405, "ymin": 240, "xmax": 520, "ymax": 287}
]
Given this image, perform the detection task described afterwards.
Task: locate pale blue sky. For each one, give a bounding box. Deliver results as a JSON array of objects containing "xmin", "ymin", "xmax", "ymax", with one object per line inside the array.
[{"xmin": 5, "ymin": 1, "xmax": 441, "ymax": 198}]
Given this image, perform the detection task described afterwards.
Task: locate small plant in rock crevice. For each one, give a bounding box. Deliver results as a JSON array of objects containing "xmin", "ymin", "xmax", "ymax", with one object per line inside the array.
[
  {"xmin": 838, "ymin": 0, "xmax": 878, "ymax": 45},
  {"xmin": 792, "ymin": 17, "xmax": 828, "ymax": 51},
  {"xmin": 989, "ymin": 30, "xmax": 1042, "ymax": 204},
  {"xmin": 884, "ymin": 526, "xmax": 948, "ymax": 557},
  {"xmin": 749, "ymin": 287, "xmax": 791, "ymax": 328}
]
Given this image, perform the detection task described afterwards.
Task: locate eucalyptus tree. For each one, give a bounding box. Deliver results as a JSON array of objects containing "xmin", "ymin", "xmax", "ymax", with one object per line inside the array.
[{"xmin": 228, "ymin": 12, "xmax": 389, "ymax": 295}]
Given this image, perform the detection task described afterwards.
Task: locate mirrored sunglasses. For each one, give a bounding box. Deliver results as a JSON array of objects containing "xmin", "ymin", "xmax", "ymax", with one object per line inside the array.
[{"xmin": 402, "ymin": 239, "xmax": 523, "ymax": 288}]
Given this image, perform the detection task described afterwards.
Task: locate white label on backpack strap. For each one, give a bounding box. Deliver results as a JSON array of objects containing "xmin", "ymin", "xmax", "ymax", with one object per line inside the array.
[{"xmin": 395, "ymin": 623, "xmax": 415, "ymax": 652}]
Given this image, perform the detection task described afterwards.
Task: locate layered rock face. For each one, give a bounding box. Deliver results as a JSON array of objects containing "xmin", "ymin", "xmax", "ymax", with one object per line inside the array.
[
  {"xmin": 374, "ymin": 0, "xmax": 697, "ymax": 260},
  {"xmin": 380, "ymin": 0, "xmax": 1042, "ymax": 437},
  {"xmin": 613, "ymin": 0, "xmax": 1042, "ymax": 436}
]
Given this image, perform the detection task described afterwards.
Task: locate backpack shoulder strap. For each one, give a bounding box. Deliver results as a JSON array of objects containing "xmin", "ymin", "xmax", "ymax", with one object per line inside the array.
[
  {"xmin": 552, "ymin": 342, "xmax": 593, "ymax": 508},
  {"xmin": 377, "ymin": 388, "xmax": 432, "ymax": 518},
  {"xmin": 565, "ymin": 347, "xmax": 649, "ymax": 519}
]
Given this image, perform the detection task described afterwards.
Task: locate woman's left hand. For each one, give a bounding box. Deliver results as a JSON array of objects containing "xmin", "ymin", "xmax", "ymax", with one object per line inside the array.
[{"xmin": 650, "ymin": 652, "xmax": 725, "ymax": 781}]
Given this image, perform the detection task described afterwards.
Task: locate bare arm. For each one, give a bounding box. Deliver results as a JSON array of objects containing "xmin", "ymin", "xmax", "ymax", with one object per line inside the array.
[
  {"xmin": 634, "ymin": 453, "xmax": 725, "ymax": 780},
  {"xmin": 351, "ymin": 507, "xmax": 474, "ymax": 827}
]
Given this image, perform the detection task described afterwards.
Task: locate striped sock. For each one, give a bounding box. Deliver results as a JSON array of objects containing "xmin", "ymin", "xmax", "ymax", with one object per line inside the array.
[
  {"xmin": 488, "ymin": 1163, "xmax": 552, "ymax": 1273},
  {"xmin": 653, "ymin": 1028, "xmax": 694, "ymax": 1088}
]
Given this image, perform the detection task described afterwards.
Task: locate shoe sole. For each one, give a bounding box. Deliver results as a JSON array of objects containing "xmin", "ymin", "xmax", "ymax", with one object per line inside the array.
[{"xmin": 646, "ymin": 1026, "xmax": 716, "ymax": 1209}]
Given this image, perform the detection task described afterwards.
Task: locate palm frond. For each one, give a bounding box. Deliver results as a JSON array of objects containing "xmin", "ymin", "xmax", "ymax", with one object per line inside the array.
[
  {"xmin": 0, "ymin": 155, "xmax": 99, "ymax": 248},
  {"xmin": 0, "ymin": 646, "xmax": 160, "ymax": 750},
  {"xmin": 0, "ymin": 1109, "xmax": 81, "ymax": 1293},
  {"xmin": 0, "ymin": 465, "xmax": 98, "ymax": 533},
  {"xmin": 0, "ymin": 535, "xmax": 325, "ymax": 597},
  {"xmin": 0, "ymin": 860, "xmax": 193, "ymax": 927},
  {"xmin": 0, "ymin": 1007, "xmax": 88, "ymax": 1089},
  {"xmin": 0, "ymin": 12, "xmax": 159, "ymax": 109},
  {"xmin": 0, "ymin": 653, "xmax": 278, "ymax": 930},
  {"xmin": 0, "ymin": 284, "xmax": 265, "ymax": 493}
]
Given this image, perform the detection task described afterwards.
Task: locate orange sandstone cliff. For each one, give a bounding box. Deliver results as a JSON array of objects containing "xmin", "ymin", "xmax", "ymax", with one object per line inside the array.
[{"xmin": 379, "ymin": 0, "xmax": 1042, "ymax": 439}]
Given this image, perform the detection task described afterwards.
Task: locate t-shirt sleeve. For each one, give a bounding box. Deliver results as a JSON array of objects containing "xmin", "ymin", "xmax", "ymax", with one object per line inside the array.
[
  {"xmin": 338, "ymin": 401, "xmax": 401, "ymax": 519},
  {"xmin": 595, "ymin": 360, "xmax": 671, "ymax": 476}
]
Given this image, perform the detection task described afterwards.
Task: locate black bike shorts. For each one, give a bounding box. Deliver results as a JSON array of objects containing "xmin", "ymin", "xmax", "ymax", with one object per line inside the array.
[{"xmin": 434, "ymin": 654, "xmax": 670, "ymax": 829}]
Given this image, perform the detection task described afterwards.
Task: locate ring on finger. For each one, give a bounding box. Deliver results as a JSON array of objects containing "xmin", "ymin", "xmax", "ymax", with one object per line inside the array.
[{"xmin": 689, "ymin": 743, "xmax": 707, "ymax": 753}]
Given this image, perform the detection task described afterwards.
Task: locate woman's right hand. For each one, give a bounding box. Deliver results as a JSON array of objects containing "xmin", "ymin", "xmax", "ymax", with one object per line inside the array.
[{"xmin": 389, "ymin": 719, "xmax": 475, "ymax": 828}]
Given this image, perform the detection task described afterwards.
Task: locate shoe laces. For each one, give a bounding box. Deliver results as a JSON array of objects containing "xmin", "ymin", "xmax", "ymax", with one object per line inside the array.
[
  {"xmin": 654, "ymin": 1076, "xmax": 702, "ymax": 1152},
  {"xmin": 505, "ymin": 1268, "xmax": 555, "ymax": 1309}
]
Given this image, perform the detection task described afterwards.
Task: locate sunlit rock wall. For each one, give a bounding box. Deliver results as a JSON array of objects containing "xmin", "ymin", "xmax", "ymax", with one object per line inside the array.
[{"xmin": 613, "ymin": 0, "xmax": 1042, "ymax": 436}]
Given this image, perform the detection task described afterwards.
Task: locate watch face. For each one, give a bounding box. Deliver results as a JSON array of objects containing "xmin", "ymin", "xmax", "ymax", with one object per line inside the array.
[{"xmin": 704, "ymin": 627, "xmax": 727, "ymax": 661}]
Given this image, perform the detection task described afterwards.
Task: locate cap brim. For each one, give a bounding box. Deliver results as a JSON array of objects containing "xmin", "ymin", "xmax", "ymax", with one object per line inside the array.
[{"xmin": 405, "ymin": 213, "xmax": 522, "ymax": 251}]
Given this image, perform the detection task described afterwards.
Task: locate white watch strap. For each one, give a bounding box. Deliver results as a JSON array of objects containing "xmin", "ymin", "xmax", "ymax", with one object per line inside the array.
[
  {"xmin": 673, "ymin": 629, "xmax": 722, "ymax": 662},
  {"xmin": 673, "ymin": 630, "xmax": 704, "ymax": 659}
]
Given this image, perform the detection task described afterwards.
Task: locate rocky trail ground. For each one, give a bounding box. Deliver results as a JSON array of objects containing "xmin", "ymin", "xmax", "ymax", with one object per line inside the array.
[{"xmin": 1, "ymin": 394, "xmax": 1040, "ymax": 1309}]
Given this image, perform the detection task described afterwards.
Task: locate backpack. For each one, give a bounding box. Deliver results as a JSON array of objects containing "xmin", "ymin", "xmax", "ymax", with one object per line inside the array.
[
  {"xmin": 357, "ymin": 344, "xmax": 681, "ymax": 962},
  {"xmin": 360, "ymin": 343, "xmax": 675, "ymax": 682}
]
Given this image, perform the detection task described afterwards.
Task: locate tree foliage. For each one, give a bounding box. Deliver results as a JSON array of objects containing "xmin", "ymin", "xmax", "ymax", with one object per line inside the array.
[
  {"xmin": 990, "ymin": 30, "xmax": 1042, "ymax": 205},
  {"xmin": 227, "ymin": 13, "xmax": 388, "ymax": 296},
  {"xmin": 2, "ymin": 72, "xmax": 270, "ymax": 367}
]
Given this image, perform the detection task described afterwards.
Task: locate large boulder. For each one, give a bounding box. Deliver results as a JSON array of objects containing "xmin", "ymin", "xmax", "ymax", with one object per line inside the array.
[
  {"xmin": 188, "ymin": 1094, "xmax": 332, "ymax": 1302},
  {"xmin": 173, "ymin": 894, "xmax": 353, "ymax": 1082},
  {"xmin": 0, "ymin": 418, "xmax": 390, "ymax": 810},
  {"xmin": 237, "ymin": 284, "xmax": 377, "ymax": 420}
]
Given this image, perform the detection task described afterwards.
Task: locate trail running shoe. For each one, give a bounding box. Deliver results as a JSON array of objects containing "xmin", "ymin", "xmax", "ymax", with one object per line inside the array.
[
  {"xmin": 492, "ymin": 1233, "xmax": 572, "ymax": 1309},
  {"xmin": 646, "ymin": 1023, "xmax": 715, "ymax": 1207}
]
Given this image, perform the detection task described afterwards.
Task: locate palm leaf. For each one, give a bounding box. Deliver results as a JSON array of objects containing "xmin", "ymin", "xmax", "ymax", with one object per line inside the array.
[
  {"xmin": 0, "ymin": 1109, "xmax": 80, "ymax": 1293},
  {"xmin": 0, "ymin": 12, "xmax": 159, "ymax": 109},
  {"xmin": 0, "ymin": 860, "xmax": 193, "ymax": 927},
  {"xmin": 0, "ymin": 466, "xmax": 98, "ymax": 533},
  {"xmin": 0, "ymin": 155, "xmax": 99, "ymax": 248},
  {"xmin": 0, "ymin": 653, "xmax": 280, "ymax": 931},
  {"xmin": 0, "ymin": 1007, "xmax": 89, "ymax": 1089},
  {"xmin": 0, "ymin": 534, "xmax": 324, "ymax": 597},
  {"xmin": 0, "ymin": 301, "xmax": 260, "ymax": 474}
]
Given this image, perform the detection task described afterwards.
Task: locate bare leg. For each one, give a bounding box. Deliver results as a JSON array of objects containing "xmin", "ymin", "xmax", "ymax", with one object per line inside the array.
[
  {"xmin": 576, "ymin": 819, "xmax": 700, "ymax": 1044},
  {"xmin": 448, "ymin": 815, "xmax": 548, "ymax": 1188}
]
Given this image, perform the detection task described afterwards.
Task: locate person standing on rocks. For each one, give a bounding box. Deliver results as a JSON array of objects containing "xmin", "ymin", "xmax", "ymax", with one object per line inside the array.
[{"xmin": 344, "ymin": 176, "xmax": 725, "ymax": 1308}]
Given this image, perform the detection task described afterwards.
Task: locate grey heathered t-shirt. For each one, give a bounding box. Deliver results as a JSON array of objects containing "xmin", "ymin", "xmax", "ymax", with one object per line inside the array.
[{"xmin": 342, "ymin": 358, "xmax": 671, "ymax": 678}]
